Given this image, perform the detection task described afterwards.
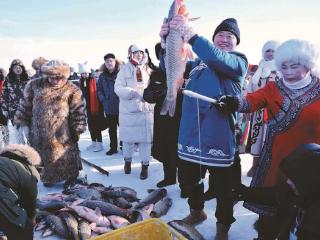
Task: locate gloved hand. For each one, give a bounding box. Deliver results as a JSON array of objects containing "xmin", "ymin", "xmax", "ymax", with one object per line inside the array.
[
  {"xmin": 159, "ymin": 18, "xmax": 169, "ymax": 48},
  {"xmin": 214, "ymin": 95, "xmax": 239, "ymax": 114},
  {"xmin": 169, "ymin": 15, "xmax": 195, "ymax": 43},
  {"xmin": 130, "ymin": 90, "xmax": 143, "ymax": 101}
]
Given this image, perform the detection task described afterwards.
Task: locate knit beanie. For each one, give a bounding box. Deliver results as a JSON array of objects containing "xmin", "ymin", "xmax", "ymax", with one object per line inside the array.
[
  {"xmin": 104, "ymin": 53, "xmax": 116, "ymax": 60},
  {"xmin": 212, "ymin": 18, "xmax": 240, "ymax": 45}
]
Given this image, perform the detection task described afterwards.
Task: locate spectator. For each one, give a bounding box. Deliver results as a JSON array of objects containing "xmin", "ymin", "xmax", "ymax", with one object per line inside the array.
[
  {"xmin": 79, "ymin": 62, "xmax": 104, "ymax": 152},
  {"xmin": 115, "ymin": 45, "xmax": 154, "ymax": 180},
  {"xmin": 97, "ymin": 53, "xmax": 122, "ymax": 155},
  {"xmin": 246, "ymin": 40, "xmax": 281, "ymax": 177}
]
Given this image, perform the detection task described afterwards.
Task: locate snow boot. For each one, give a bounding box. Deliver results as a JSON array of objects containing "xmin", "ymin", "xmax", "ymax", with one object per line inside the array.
[
  {"xmin": 156, "ymin": 178, "xmax": 176, "ymax": 188},
  {"xmin": 93, "ymin": 142, "xmax": 103, "ymax": 152},
  {"xmin": 215, "ymin": 222, "xmax": 230, "ymax": 240},
  {"xmin": 182, "ymin": 209, "xmax": 207, "ymax": 226},
  {"xmin": 106, "ymin": 148, "xmax": 118, "ymax": 155},
  {"xmin": 124, "ymin": 160, "xmax": 131, "ymax": 174},
  {"xmin": 140, "ymin": 164, "xmax": 149, "ymax": 180},
  {"xmin": 86, "ymin": 141, "xmax": 96, "ymax": 150}
]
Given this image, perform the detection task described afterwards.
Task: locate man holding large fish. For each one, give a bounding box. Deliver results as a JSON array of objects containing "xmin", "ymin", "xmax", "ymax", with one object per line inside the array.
[{"xmin": 159, "ymin": 0, "xmax": 248, "ymax": 239}]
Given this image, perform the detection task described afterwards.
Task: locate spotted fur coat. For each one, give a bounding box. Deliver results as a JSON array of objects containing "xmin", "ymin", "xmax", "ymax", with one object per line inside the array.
[{"xmin": 14, "ymin": 78, "xmax": 87, "ymax": 183}]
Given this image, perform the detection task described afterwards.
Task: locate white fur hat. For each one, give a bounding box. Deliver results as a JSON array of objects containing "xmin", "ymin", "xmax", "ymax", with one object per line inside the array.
[
  {"xmin": 262, "ymin": 40, "xmax": 280, "ymax": 57},
  {"xmin": 275, "ymin": 39, "xmax": 320, "ymax": 73},
  {"xmin": 78, "ymin": 61, "xmax": 89, "ymax": 74},
  {"xmin": 130, "ymin": 44, "xmax": 144, "ymax": 54}
]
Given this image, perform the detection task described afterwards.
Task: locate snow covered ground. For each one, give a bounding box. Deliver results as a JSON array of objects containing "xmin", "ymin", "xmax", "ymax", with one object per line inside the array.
[{"xmin": 36, "ymin": 129, "xmax": 258, "ymax": 240}]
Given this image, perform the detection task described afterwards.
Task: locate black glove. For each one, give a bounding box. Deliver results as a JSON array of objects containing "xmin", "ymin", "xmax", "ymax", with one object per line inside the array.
[{"xmin": 213, "ymin": 95, "xmax": 239, "ymax": 114}]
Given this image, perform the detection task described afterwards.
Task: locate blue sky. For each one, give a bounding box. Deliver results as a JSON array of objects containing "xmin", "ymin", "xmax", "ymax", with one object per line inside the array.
[{"xmin": 1, "ymin": 0, "xmax": 319, "ymax": 71}]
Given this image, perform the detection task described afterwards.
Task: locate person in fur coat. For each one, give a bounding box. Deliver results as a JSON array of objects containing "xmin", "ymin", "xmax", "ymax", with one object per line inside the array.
[
  {"xmin": 115, "ymin": 44, "xmax": 154, "ymax": 180},
  {"xmin": 31, "ymin": 56, "xmax": 49, "ymax": 80},
  {"xmin": 14, "ymin": 59, "xmax": 87, "ymax": 187}
]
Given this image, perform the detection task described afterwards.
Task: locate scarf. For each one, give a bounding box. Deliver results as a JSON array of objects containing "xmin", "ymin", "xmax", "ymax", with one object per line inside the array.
[
  {"xmin": 251, "ymin": 59, "xmax": 278, "ymax": 86},
  {"xmin": 130, "ymin": 59, "xmax": 142, "ymax": 82},
  {"xmin": 89, "ymin": 78, "xmax": 100, "ymax": 114},
  {"xmin": 282, "ymin": 72, "xmax": 312, "ymax": 90}
]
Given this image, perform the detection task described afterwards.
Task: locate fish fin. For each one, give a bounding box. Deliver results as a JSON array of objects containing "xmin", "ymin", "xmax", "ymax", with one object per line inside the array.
[
  {"xmin": 89, "ymin": 222, "xmax": 97, "ymax": 229},
  {"xmin": 189, "ymin": 17, "xmax": 200, "ymax": 21},
  {"xmin": 42, "ymin": 228, "xmax": 54, "ymax": 237},
  {"xmin": 147, "ymin": 189, "xmax": 155, "ymax": 193},
  {"xmin": 94, "ymin": 207, "xmax": 102, "ymax": 216},
  {"xmin": 180, "ymin": 44, "xmax": 188, "ymax": 61}
]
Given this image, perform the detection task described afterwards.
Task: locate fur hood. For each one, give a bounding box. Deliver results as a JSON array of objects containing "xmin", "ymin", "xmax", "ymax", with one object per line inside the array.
[{"xmin": 0, "ymin": 144, "xmax": 41, "ymax": 166}]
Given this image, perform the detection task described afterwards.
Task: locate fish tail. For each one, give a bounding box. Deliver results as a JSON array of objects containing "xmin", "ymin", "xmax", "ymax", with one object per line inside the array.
[{"xmin": 160, "ymin": 97, "xmax": 177, "ymax": 117}]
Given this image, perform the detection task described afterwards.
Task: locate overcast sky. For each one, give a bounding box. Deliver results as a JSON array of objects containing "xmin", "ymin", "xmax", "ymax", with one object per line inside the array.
[{"xmin": 1, "ymin": 0, "xmax": 319, "ymax": 72}]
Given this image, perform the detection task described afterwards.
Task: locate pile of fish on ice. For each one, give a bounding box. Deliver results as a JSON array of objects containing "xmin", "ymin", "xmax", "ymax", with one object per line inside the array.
[{"xmin": 35, "ymin": 179, "xmax": 204, "ymax": 240}]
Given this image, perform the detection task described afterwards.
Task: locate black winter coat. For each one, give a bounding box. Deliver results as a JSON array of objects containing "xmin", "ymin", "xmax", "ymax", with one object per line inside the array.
[
  {"xmin": 79, "ymin": 76, "xmax": 105, "ymax": 132},
  {"xmin": 0, "ymin": 155, "xmax": 39, "ymax": 228},
  {"xmin": 143, "ymin": 69, "xmax": 182, "ymax": 163}
]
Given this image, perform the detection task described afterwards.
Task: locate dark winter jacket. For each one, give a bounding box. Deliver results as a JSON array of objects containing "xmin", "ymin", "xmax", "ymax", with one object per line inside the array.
[
  {"xmin": 237, "ymin": 143, "xmax": 320, "ymax": 239},
  {"xmin": 143, "ymin": 68, "xmax": 182, "ymax": 162},
  {"xmin": 79, "ymin": 76, "xmax": 105, "ymax": 131},
  {"xmin": 97, "ymin": 62, "xmax": 121, "ymax": 115},
  {"xmin": 0, "ymin": 144, "xmax": 40, "ymax": 228},
  {"xmin": 161, "ymin": 36, "xmax": 248, "ymax": 167},
  {"xmin": 1, "ymin": 76, "xmax": 29, "ymax": 124}
]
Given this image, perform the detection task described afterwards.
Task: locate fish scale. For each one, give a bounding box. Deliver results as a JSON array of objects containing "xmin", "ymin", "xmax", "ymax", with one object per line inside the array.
[{"xmin": 161, "ymin": 0, "xmax": 188, "ymax": 117}]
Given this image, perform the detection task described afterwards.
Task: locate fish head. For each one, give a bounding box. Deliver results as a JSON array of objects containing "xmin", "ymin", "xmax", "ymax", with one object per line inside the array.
[{"xmin": 168, "ymin": 0, "xmax": 187, "ymax": 21}]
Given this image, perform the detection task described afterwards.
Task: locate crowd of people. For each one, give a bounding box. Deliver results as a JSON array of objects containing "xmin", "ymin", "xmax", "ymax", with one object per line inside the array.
[{"xmin": 0, "ymin": 14, "xmax": 319, "ymax": 240}]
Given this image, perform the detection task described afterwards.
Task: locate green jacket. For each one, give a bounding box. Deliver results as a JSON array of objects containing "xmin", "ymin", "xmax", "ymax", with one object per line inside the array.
[{"xmin": 0, "ymin": 155, "xmax": 39, "ymax": 228}]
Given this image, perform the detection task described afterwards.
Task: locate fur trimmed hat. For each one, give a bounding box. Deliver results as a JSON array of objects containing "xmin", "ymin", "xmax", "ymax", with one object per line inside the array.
[
  {"xmin": 212, "ymin": 18, "xmax": 240, "ymax": 45},
  {"xmin": 262, "ymin": 40, "xmax": 279, "ymax": 56},
  {"xmin": 275, "ymin": 39, "xmax": 320, "ymax": 73},
  {"xmin": 32, "ymin": 57, "xmax": 49, "ymax": 71},
  {"xmin": 78, "ymin": 61, "xmax": 89, "ymax": 74},
  {"xmin": 41, "ymin": 59, "xmax": 70, "ymax": 79},
  {"xmin": 0, "ymin": 144, "xmax": 41, "ymax": 166}
]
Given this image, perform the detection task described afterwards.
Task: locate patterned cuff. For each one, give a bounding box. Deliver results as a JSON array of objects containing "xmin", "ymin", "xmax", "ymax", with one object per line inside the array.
[{"xmin": 238, "ymin": 97, "xmax": 250, "ymax": 112}]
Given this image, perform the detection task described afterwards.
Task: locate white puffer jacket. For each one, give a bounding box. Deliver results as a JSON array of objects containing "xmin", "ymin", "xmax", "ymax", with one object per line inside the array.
[{"xmin": 115, "ymin": 62, "xmax": 154, "ymax": 143}]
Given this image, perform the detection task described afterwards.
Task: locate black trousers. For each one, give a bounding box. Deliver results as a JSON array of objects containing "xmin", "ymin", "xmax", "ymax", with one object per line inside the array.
[
  {"xmin": 106, "ymin": 114, "xmax": 119, "ymax": 150},
  {"xmin": 179, "ymin": 160, "xmax": 236, "ymax": 226},
  {"xmin": 0, "ymin": 215, "xmax": 33, "ymax": 240},
  {"xmin": 89, "ymin": 130, "xmax": 102, "ymax": 142}
]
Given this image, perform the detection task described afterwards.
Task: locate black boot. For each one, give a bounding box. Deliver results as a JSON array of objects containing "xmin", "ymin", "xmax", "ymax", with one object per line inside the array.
[
  {"xmin": 124, "ymin": 161, "xmax": 131, "ymax": 174},
  {"xmin": 140, "ymin": 164, "xmax": 149, "ymax": 180},
  {"xmin": 156, "ymin": 178, "xmax": 176, "ymax": 188},
  {"xmin": 106, "ymin": 149, "xmax": 118, "ymax": 155}
]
